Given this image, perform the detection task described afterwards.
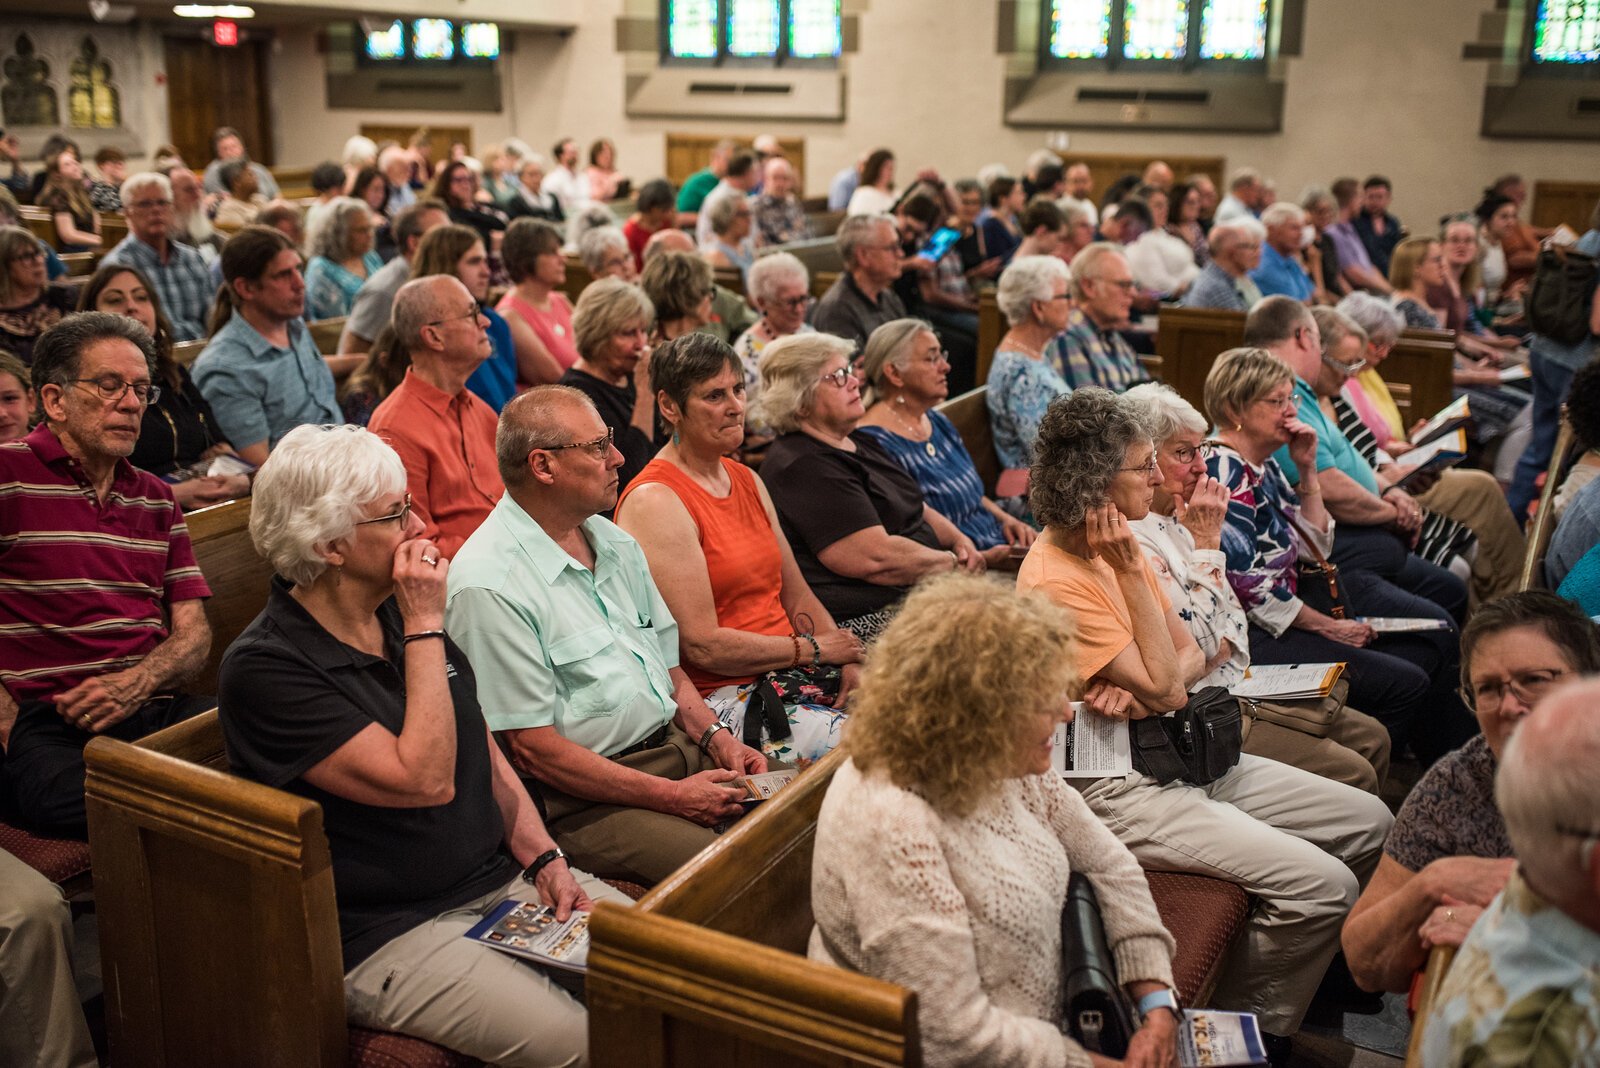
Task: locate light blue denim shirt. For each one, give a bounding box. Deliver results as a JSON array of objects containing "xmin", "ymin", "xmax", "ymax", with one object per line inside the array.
[{"xmin": 191, "ymin": 313, "xmax": 340, "ymax": 450}]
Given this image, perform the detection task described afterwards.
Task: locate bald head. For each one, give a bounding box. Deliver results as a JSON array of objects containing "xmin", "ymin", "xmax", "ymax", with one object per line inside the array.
[
  {"xmin": 764, "ymin": 156, "xmax": 795, "ymax": 199},
  {"xmin": 495, "ymin": 384, "xmax": 600, "ymax": 492},
  {"xmin": 394, "ymin": 275, "xmax": 459, "ymax": 355},
  {"xmin": 1142, "ymin": 161, "xmax": 1173, "ymax": 189},
  {"xmin": 644, "ymin": 226, "xmax": 696, "ymax": 264}
]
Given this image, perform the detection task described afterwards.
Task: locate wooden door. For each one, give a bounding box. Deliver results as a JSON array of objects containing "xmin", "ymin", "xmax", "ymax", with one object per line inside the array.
[{"xmin": 163, "ymin": 34, "xmax": 274, "ymax": 170}]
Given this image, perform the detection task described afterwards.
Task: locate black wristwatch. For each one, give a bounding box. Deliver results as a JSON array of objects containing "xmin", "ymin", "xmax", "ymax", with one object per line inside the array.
[{"xmin": 520, "ymin": 847, "xmax": 566, "ymax": 886}]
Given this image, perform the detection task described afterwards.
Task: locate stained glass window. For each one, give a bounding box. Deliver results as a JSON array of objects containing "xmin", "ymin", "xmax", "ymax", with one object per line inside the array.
[
  {"xmin": 668, "ymin": 0, "xmax": 719, "ymax": 58},
  {"xmin": 462, "ymin": 23, "xmax": 500, "ymax": 60},
  {"xmin": 729, "ymin": 0, "xmax": 780, "ymax": 56},
  {"xmin": 1532, "ymin": 0, "xmax": 1600, "ymax": 62},
  {"xmin": 1199, "ymin": 0, "xmax": 1268, "ymax": 60},
  {"xmin": 411, "ymin": 19, "xmax": 456, "ymax": 60},
  {"xmin": 1050, "ymin": 0, "xmax": 1113, "ymax": 59},
  {"xmin": 790, "ymin": 0, "xmax": 842, "ymax": 58},
  {"xmin": 363, "ymin": 20, "xmax": 404, "ymax": 60},
  {"xmin": 1124, "ymin": 0, "xmax": 1188, "ymax": 59}
]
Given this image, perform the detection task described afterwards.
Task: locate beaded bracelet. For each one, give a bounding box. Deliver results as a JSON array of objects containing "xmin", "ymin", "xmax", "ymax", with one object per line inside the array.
[{"xmin": 800, "ymin": 632, "xmax": 822, "ymax": 669}]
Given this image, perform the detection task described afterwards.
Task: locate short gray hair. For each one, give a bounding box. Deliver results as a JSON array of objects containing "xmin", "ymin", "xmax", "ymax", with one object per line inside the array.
[
  {"xmin": 1497, "ymin": 681, "xmax": 1600, "ymax": 901},
  {"xmin": 1208, "ymin": 218, "xmax": 1266, "ymax": 257},
  {"xmin": 248, "ymin": 424, "xmax": 407, "ymax": 588},
  {"xmin": 748, "ymin": 251, "xmax": 808, "ymax": 306},
  {"xmin": 1311, "ymin": 306, "xmax": 1367, "ymax": 360},
  {"xmin": 1299, "ymin": 185, "xmax": 1336, "ymax": 214},
  {"xmin": 496, "ymin": 384, "xmax": 594, "ymax": 489},
  {"xmin": 31, "ymin": 312, "xmax": 158, "ymax": 402},
  {"xmin": 1068, "ymin": 243, "xmax": 1127, "ymax": 302},
  {"xmin": 1121, "ymin": 382, "xmax": 1207, "ymax": 443},
  {"xmin": 1260, "ymin": 202, "xmax": 1304, "ymax": 229},
  {"xmin": 836, "ymin": 213, "xmax": 894, "ymax": 269},
  {"xmin": 393, "ymin": 275, "xmax": 457, "ymax": 357},
  {"xmin": 577, "ymin": 225, "xmax": 629, "ymax": 275},
  {"xmin": 1030, "ymin": 388, "xmax": 1151, "ymax": 530},
  {"xmin": 572, "ymin": 277, "xmax": 654, "ymax": 360},
  {"xmin": 707, "ymin": 190, "xmax": 748, "ymax": 237},
  {"xmin": 1336, "ymin": 291, "xmax": 1404, "ymax": 347},
  {"xmin": 342, "ymin": 136, "xmax": 378, "ymax": 170},
  {"xmin": 757, "ymin": 332, "xmax": 856, "ymax": 435},
  {"xmin": 860, "ymin": 318, "xmax": 935, "ymax": 393},
  {"xmin": 121, "ymin": 171, "xmax": 171, "ymax": 206},
  {"xmin": 998, "ymin": 255, "xmax": 1070, "ymax": 326},
  {"xmin": 1058, "ymin": 200, "xmax": 1092, "ymax": 231},
  {"xmin": 312, "ymin": 197, "xmax": 371, "ymax": 262}
]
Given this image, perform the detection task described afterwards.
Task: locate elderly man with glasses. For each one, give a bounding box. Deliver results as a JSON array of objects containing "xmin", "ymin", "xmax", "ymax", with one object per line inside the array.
[
  {"xmin": 1182, "ymin": 219, "xmax": 1267, "ymax": 312},
  {"xmin": 813, "ymin": 212, "xmax": 908, "ymax": 351},
  {"xmin": 445, "ymin": 384, "xmax": 768, "ymax": 886},
  {"xmin": 0, "ymin": 313, "xmax": 213, "ymax": 840},
  {"xmin": 367, "ymin": 276, "xmax": 503, "ymax": 558},
  {"xmin": 1048, "ymin": 241, "xmax": 1153, "ymax": 392},
  {"xmin": 102, "ymin": 172, "xmax": 215, "ymax": 340}
]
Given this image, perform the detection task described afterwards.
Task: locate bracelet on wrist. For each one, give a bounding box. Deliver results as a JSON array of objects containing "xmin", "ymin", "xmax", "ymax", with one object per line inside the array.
[
  {"xmin": 699, "ymin": 721, "xmax": 729, "ymax": 754},
  {"xmin": 403, "ymin": 630, "xmax": 446, "ymax": 645},
  {"xmin": 788, "ymin": 635, "xmax": 803, "ymax": 669},
  {"xmin": 801, "ymin": 632, "xmax": 822, "ymax": 669}
]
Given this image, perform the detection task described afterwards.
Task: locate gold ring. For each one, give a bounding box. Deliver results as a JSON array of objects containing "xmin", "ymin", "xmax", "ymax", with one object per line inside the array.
[{"xmin": 1446, "ymin": 909, "xmax": 1455, "ymax": 922}]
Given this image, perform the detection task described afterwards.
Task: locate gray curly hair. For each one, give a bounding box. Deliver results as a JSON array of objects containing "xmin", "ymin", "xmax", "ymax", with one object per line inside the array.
[
  {"xmin": 1030, "ymin": 387, "xmax": 1151, "ymax": 530},
  {"xmin": 311, "ymin": 197, "xmax": 372, "ymax": 262}
]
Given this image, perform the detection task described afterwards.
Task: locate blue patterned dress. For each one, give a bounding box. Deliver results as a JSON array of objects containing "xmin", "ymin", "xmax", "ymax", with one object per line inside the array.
[
  {"xmin": 859, "ymin": 410, "xmax": 1005, "ymax": 549},
  {"xmin": 985, "ymin": 348, "xmax": 1071, "ymax": 470}
]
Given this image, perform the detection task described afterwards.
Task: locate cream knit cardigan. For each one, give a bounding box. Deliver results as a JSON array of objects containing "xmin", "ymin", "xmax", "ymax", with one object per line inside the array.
[{"xmin": 809, "ymin": 758, "xmax": 1177, "ymax": 1068}]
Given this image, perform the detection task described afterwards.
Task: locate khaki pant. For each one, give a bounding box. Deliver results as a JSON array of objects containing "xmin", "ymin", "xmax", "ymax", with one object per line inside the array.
[
  {"xmin": 1242, "ymin": 704, "xmax": 1392, "ymax": 795},
  {"xmin": 1416, "ymin": 468, "xmax": 1527, "ymax": 607},
  {"xmin": 345, "ymin": 871, "xmax": 632, "ymax": 1068},
  {"xmin": 0, "ymin": 849, "xmax": 97, "ymax": 1068},
  {"xmin": 537, "ymin": 724, "xmax": 721, "ymax": 886},
  {"xmin": 1080, "ymin": 754, "xmax": 1392, "ymax": 1036}
]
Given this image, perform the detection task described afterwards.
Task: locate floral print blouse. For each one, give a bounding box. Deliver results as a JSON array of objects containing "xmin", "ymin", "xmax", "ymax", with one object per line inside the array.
[
  {"xmin": 1130, "ymin": 512, "xmax": 1250, "ymax": 689},
  {"xmin": 985, "ymin": 348, "xmax": 1070, "ymax": 471}
]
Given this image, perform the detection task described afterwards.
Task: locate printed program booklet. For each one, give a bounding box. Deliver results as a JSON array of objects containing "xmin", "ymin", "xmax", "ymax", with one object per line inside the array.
[
  {"xmin": 1410, "ymin": 395, "xmax": 1470, "ymax": 448},
  {"xmin": 464, "ymin": 900, "xmax": 591, "ymax": 973},
  {"xmin": 1231, "ymin": 663, "xmax": 1345, "ymax": 701},
  {"xmin": 1357, "ymin": 616, "xmax": 1454, "ymax": 633},
  {"xmin": 1392, "ymin": 429, "xmax": 1467, "ymax": 491},
  {"xmin": 736, "ymin": 769, "xmax": 797, "ymax": 805},
  {"xmin": 1050, "ymin": 702, "xmax": 1133, "ymax": 779},
  {"xmin": 1179, "ymin": 1009, "xmax": 1267, "ymax": 1066}
]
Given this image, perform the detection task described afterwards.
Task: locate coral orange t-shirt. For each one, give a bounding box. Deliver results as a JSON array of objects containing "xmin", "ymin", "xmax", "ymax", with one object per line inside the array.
[{"xmin": 1016, "ymin": 539, "xmax": 1172, "ymax": 682}]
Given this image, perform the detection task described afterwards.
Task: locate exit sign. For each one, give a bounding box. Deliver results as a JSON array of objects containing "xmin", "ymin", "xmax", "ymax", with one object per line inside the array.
[{"xmin": 213, "ymin": 20, "xmax": 239, "ymax": 46}]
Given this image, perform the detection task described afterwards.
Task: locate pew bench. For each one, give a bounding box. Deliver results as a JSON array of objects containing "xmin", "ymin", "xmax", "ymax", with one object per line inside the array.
[
  {"xmin": 186, "ymin": 497, "xmax": 271, "ymax": 695},
  {"xmin": 589, "ymin": 747, "xmax": 1252, "ymax": 1066}
]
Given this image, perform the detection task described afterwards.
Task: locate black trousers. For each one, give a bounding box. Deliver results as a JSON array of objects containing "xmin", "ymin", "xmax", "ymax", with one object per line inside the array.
[
  {"xmin": 1, "ymin": 693, "xmax": 214, "ymax": 839},
  {"xmin": 1330, "ymin": 523, "xmax": 1468, "ymax": 624}
]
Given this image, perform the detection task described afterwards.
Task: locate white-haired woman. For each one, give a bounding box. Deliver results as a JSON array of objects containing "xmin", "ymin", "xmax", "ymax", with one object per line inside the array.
[
  {"xmin": 758, "ymin": 332, "xmax": 986, "ymax": 639},
  {"xmin": 1120, "ymin": 382, "xmax": 1391, "ymax": 793},
  {"xmin": 304, "ymin": 197, "xmax": 381, "ymax": 320},
  {"xmin": 733, "ymin": 251, "xmax": 813, "ymax": 457},
  {"xmin": 576, "ymin": 225, "xmax": 635, "ymax": 282},
  {"xmin": 987, "ymin": 255, "xmax": 1074, "ymax": 479},
  {"xmin": 858, "ymin": 318, "xmax": 1036, "ymax": 567},
  {"xmin": 702, "ymin": 191, "xmax": 755, "ymax": 283},
  {"xmin": 219, "ymin": 424, "xmax": 629, "ymax": 1066},
  {"xmin": 561, "ymin": 277, "xmax": 659, "ymax": 499}
]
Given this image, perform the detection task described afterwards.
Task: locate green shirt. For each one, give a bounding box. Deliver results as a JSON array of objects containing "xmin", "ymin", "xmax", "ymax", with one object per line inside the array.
[
  {"xmin": 676, "ymin": 168, "xmax": 720, "ymax": 213},
  {"xmin": 445, "ymin": 497, "xmax": 680, "ymax": 756},
  {"xmin": 1271, "ymin": 375, "xmax": 1381, "ymax": 495}
]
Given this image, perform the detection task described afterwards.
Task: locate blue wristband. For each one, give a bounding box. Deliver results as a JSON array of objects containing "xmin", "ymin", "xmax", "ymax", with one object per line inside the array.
[{"xmin": 1137, "ymin": 988, "xmax": 1179, "ymax": 1020}]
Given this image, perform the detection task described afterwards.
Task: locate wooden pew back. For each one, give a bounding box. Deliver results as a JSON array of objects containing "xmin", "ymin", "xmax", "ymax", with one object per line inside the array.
[
  {"xmin": 764, "ymin": 235, "xmax": 843, "ymax": 280},
  {"xmin": 588, "ymin": 747, "xmax": 922, "ymax": 1066},
  {"xmin": 976, "ymin": 289, "xmax": 1002, "ymax": 389},
  {"xmin": 307, "ymin": 316, "xmax": 347, "ymax": 354},
  {"xmin": 1521, "ymin": 418, "xmax": 1577, "ymax": 590},
  {"xmin": 186, "ymin": 499, "xmax": 271, "ymax": 696},
  {"xmin": 84, "ymin": 716, "xmax": 350, "ymax": 1067},
  {"xmin": 936, "ymin": 387, "xmax": 1000, "ymax": 496}
]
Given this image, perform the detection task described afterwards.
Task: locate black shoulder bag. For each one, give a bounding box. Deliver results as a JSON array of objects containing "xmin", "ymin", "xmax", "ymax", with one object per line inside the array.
[{"xmin": 1061, "ymin": 871, "xmax": 1137, "ymax": 1056}]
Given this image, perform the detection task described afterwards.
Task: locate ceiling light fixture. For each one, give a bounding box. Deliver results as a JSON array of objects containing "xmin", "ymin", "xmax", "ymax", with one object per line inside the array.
[{"xmin": 173, "ymin": 4, "xmax": 255, "ymax": 17}]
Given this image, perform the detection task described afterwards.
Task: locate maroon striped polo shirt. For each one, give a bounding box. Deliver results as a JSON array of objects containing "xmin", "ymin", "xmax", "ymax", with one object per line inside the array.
[{"xmin": 0, "ymin": 423, "xmax": 212, "ymax": 705}]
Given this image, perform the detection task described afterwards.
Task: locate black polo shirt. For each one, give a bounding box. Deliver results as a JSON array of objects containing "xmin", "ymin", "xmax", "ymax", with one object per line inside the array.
[
  {"xmin": 218, "ymin": 578, "xmax": 516, "ymax": 972},
  {"xmin": 812, "ymin": 271, "xmax": 908, "ymax": 351}
]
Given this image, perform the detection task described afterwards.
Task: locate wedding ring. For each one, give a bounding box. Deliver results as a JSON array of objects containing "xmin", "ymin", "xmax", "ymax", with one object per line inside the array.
[
  {"xmin": 423, "ymin": 554, "xmax": 439, "ymax": 567},
  {"xmin": 1446, "ymin": 909, "xmax": 1455, "ymax": 922}
]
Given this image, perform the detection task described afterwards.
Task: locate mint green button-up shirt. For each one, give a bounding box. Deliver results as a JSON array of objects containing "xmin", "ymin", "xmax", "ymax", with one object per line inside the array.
[{"xmin": 445, "ymin": 496, "xmax": 680, "ymax": 757}]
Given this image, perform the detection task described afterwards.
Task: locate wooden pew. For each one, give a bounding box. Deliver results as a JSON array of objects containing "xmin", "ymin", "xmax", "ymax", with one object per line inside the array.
[
  {"xmin": 1154, "ymin": 306, "xmax": 1456, "ymax": 424},
  {"xmin": 171, "ymin": 338, "xmax": 206, "ymax": 367},
  {"xmin": 186, "ymin": 498, "xmax": 270, "ymax": 696},
  {"xmin": 83, "ymin": 712, "xmax": 480, "ymax": 1068},
  {"xmin": 1403, "ymin": 945, "xmax": 1457, "ymax": 1067},
  {"xmin": 18, "ymin": 206, "xmax": 58, "ymax": 247},
  {"xmin": 937, "ymin": 386, "xmax": 1000, "ymax": 497},
  {"xmin": 60, "ymin": 251, "xmax": 97, "ymax": 276},
  {"xmin": 808, "ymin": 210, "xmax": 845, "ymax": 238},
  {"xmin": 765, "ymin": 235, "xmax": 843, "ymax": 279},
  {"xmin": 812, "ymin": 270, "xmax": 841, "ymax": 301},
  {"xmin": 712, "ymin": 265, "xmax": 744, "ymax": 298},
  {"xmin": 307, "ymin": 316, "xmax": 348, "ymax": 354},
  {"xmin": 589, "ymin": 745, "xmax": 1251, "ymax": 1066},
  {"xmin": 561, "ymin": 253, "xmax": 595, "ymax": 304},
  {"xmin": 976, "ymin": 289, "xmax": 1002, "ymax": 389},
  {"xmin": 1520, "ymin": 417, "xmax": 1577, "ymax": 590},
  {"xmin": 101, "ymin": 213, "xmax": 128, "ymax": 249}
]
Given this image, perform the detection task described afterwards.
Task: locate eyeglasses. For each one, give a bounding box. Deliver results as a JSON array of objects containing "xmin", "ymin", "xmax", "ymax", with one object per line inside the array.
[
  {"xmin": 541, "ymin": 426, "xmax": 615, "ymax": 459},
  {"xmin": 1457, "ymin": 668, "xmax": 1567, "ymax": 712},
  {"xmin": 1171, "ymin": 442, "xmax": 1216, "ymax": 465},
  {"xmin": 72, "ymin": 377, "xmax": 161, "ymax": 405},
  {"xmin": 1092, "ymin": 277, "xmax": 1138, "ymax": 292},
  {"xmin": 128, "ymin": 198, "xmax": 172, "ymax": 211},
  {"xmin": 1120, "ymin": 458, "xmax": 1160, "ymax": 477},
  {"xmin": 1255, "ymin": 393, "xmax": 1301, "ymax": 412},
  {"xmin": 818, "ymin": 367, "xmax": 857, "ymax": 389},
  {"xmin": 1322, "ymin": 352, "xmax": 1368, "ymax": 376},
  {"xmin": 773, "ymin": 294, "xmax": 813, "ymax": 312},
  {"xmin": 426, "ymin": 302, "xmax": 484, "ymax": 328},
  {"xmin": 11, "ymin": 248, "xmax": 44, "ymax": 264},
  {"xmin": 1039, "ymin": 291, "xmax": 1071, "ymax": 303},
  {"xmin": 356, "ymin": 492, "xmax": 412, "ymax": 526}
]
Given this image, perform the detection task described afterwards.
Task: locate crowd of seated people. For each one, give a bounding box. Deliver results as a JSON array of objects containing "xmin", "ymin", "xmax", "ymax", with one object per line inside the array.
[{"xmin": 1, "ymin": 127, "xmax": 1598, "ymax": 1068}]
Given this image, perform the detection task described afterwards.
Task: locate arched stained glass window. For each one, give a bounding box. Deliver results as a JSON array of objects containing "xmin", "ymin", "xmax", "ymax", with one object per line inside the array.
[
  {"xmin": 1049, "ymin": 0, "xmax": 1113, "ymax": 59},
  {"xmin": 728, "ymin": 0, "xmax": 780, "ymax": 57},
  {"xmin": 1532, "ymin": 0, "xmax": 1600, "ymax": 62},
  {"xmin": 790, "ymin": 0, "xmax": 842, "ymax": 58},
  {"xmin": 665, "ymin": 0, "xmax": 840, "ymax": 61},
  {"xmin": 667, "ymin": 0, "xmax": 719, "ymax": 59},
  {"xmin": 1124, "ymin": 0, "xmax": 1188, "ymax": 60},
  {"xmin": 1199, "ymin": 0, "xmax": 1268, "ymax": 60}
]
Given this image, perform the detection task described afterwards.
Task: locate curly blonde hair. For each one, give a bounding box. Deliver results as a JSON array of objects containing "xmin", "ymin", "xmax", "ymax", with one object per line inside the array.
[{"xmin": 848, "ymin": 573, "xmax": 1080, "ymax": 817}]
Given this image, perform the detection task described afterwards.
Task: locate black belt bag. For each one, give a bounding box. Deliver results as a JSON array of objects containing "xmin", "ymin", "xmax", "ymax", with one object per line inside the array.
[{"xmin": 1129, "ymin": 686, "xmax": 1244, "ymax": 787}]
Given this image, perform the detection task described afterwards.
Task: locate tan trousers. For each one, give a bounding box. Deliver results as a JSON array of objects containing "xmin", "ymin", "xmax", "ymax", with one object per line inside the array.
[
  {"xmin": 345, "ymin": 871, "xmax": 632, "ymax": 1068},
  {"xmin": 1242, "ymin": 704, "xmax": 1392, "ymax": 795},
  {"xmin": 0, "ymin": 849, "xmax": 97, "ymax": 1068},
  {"xmin": 1416, "ymin": 468, "xmax": 1527, "ymax": 607},
  {"xmin": 537, "ymin": 724, "xmax": 721, "ymax": 886}
]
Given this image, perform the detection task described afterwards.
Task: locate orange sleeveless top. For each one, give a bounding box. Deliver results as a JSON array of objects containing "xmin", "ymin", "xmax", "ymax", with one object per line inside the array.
[{"xmin": 619, "ymin": 457, "xmax": 789, "ymax": 693}]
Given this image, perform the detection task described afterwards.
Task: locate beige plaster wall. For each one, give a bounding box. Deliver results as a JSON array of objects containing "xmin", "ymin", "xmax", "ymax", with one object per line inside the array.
[{"xmin": 254, "ymin": 0, "xmax": 1596, "ymax": 230}]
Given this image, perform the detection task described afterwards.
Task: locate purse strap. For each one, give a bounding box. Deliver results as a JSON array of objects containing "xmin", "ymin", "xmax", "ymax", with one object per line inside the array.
[{"xmin": 1287, "ymin": 513, "xmax": 1346, "ymax": 619}]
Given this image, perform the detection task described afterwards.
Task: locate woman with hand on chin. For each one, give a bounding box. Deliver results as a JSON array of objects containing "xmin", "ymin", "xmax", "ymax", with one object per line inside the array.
[
  {"xmin": 857, "ymin": 318, "xmax": 1036, "ymax": 570},
  {"xmin": 616, "ymin": 333, "xmax": 860, "ymax": 765},
  {"xmin": 220, "ymin": 424, "xmax": 629, "ymax": 1067},
  {"xmin": 1204, "ymin": 347, "xmax": 1444, "ymax": 764},
  {"xmin": 757, "ymin": 332, "xmax": 986, "ymax": 641}
]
